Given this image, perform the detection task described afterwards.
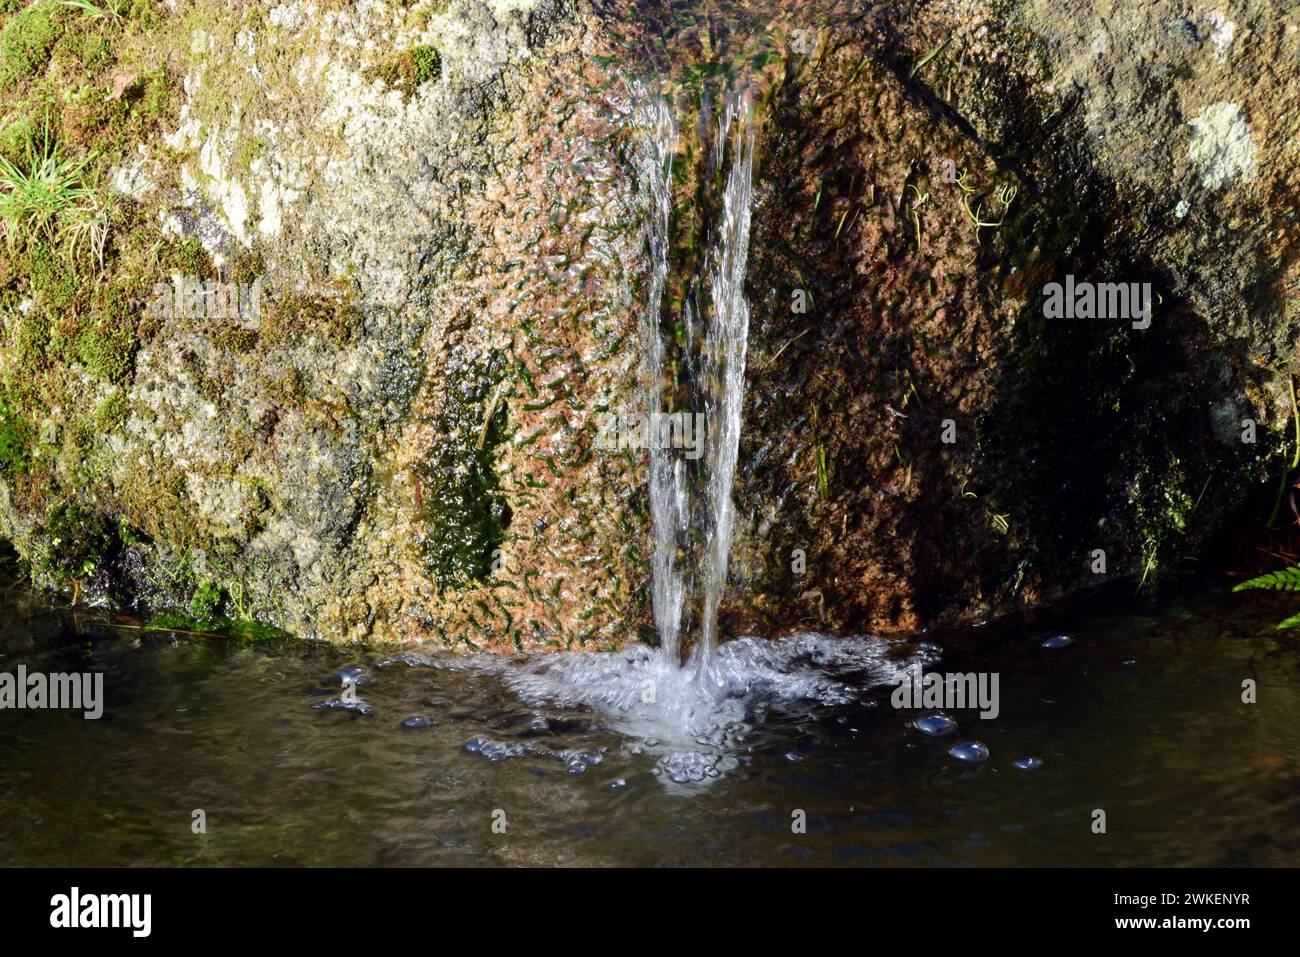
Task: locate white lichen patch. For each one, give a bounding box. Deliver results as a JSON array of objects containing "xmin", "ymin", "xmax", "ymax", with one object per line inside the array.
[
  {"xmin": 1187, "ymin": 101, "xmax": 1256, "ymax": 190},
  {"xmin": 1206, "ymin": 10, "xmax": 1235, "ymax": 61},
  {"xmin": 109, "ymin": 148, "xmax": 157, "ymax": 200}
]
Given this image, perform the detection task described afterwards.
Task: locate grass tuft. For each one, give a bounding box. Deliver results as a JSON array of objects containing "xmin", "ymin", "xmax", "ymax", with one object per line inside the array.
[{"xmin": 0, "ymin": 114, "xmax": 110, "ymax": 264}]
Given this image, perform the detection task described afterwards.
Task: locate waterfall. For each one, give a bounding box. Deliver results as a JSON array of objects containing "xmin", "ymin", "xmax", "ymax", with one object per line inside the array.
[
  {"xmin": 696, "ymin": 90, "xmax": 755, "ymax": 671},
  {"xmin": 633, "ymin": 85, "xmax": 756, "ymax": 671},
  {"xmin": 633, "ymin": 90, "xmax": 689, "ymax": 667},
  {"xmin": 506, "ymin": 90, "xmax": 933, "ymax": 786}
]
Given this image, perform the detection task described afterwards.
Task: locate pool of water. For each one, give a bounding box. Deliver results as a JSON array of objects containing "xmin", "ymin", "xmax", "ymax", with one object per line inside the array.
[{"xmin": 2, "ymin": 566, "xmax": 1298, "ymax": 867}]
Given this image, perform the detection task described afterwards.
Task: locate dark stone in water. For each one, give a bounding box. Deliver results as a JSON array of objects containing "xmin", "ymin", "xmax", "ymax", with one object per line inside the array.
[
  {"xmin": 463, "ymin": 736, "xmax": 488, "ymax": 754},
  {"xmin": 401, "ymin": 716, "xmax": 434, "ymax": 729},
  {"xmin": 1012, "ymin": 756, "xmax": 1043, "ymax": 770},
  {"xmin": 949, "ymin": 741, "xmax": 989, "ymax": 762},
  {"xmin": 914, "ymin": 714, "xmax": 957, "ymax": 737},
  {"xmin": 1040, "ymin": 635, "xmax": 1073, "ymax": 649}
]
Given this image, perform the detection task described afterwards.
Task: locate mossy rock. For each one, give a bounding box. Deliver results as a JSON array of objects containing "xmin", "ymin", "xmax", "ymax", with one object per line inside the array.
[
  {"xmin": 365, "ymin": 44, "xmax": 442, "ymax": 97},
  {"xmin": 40, "ymin": 502, "xmax": 112, "ymax": 580},
  {"xmin": 0, "ymin": 2, "xmax": 63, "ymax": 91}
]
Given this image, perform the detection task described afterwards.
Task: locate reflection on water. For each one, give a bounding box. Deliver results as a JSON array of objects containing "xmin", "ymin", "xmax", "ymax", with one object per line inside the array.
[{"xmin": 2, "ymin": 566, "xmax": 1298, "ymax": 866}]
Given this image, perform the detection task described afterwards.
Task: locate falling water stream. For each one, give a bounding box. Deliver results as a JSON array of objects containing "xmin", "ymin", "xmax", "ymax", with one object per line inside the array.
[
  {"xmin": 496, "ymin": 83, "xmax": 938, "ymax": 785},
  {"xmin": 632, "ymin": 88, "xmax": 688, "ymax": 668},
  {"xmin": 634, "ymin": 84, "xmax": 757, "ymax": 674},
  {"xmin": 697, "ymin": 89, "xmax": 756, "ymax": 673}
]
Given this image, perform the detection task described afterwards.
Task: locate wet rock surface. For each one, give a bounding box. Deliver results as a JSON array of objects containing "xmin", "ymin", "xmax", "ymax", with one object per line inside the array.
[{"xmin": 0, "ymin": 0, "xmax": 1296, "ymax": 650}]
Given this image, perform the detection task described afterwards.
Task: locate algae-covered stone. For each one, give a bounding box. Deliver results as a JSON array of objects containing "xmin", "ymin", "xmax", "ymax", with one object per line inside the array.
[{"xmin": 0, "ymin": 0, "xmax": 1296, "ymax": 650}]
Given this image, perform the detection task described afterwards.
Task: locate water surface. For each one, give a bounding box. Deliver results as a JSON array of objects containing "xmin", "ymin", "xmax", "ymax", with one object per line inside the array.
[{"xmin": 2, "ymin": 567, "xmax": 1298, "ymax": 866}]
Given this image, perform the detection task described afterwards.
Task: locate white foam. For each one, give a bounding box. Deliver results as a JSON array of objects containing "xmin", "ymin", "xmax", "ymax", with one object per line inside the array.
[{"xmin": 504, "ymin": 633, "xmax": 939, "ymax": 787}]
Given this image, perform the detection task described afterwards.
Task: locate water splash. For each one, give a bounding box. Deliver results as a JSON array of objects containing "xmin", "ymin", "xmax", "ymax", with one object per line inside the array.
[{"xmin": 505, "ymin": 633, "xmax": 939, "ymax": 787}]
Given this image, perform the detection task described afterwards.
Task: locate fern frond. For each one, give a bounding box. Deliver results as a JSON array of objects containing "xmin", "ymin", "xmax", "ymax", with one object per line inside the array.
[
  {"xmin": 1277, "ymin": 612, "xmax": 1300, "ymax": 630},
  {"xmin": 1232, "ymin": 566, "xmax": 1300, "ymax": 592}
]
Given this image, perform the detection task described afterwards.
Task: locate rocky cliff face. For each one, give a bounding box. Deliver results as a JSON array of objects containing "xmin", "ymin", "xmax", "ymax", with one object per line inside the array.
[{"xmin": 1, "ymin": 0, "xmax": 1296, "ymax": 650}]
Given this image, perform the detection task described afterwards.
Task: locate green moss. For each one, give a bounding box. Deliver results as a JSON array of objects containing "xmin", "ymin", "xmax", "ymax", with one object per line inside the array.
[
  {"xmin": 56, "ymin": 280, "xmax": 140, "ymax": 383},
  {"xmin": 1133, "ymin": 463, "xmax": 1195, "ymax": 589},
  {"xmin": 0, "ymin": 116, "xmax": 29, "ymax": 165},
  {"xmin": 366, "ymin": 45, "xmax": 442, "ymax": 97},
  {"xmin": 27, "ymin": 242, "xmax": 81, "ymax": 311},
  {"xmin": 411, "ymin": 45, "xmax": 441, "ymax": 85},
  {"xmin": 189, "ymin": 578, "xmax": 223, "ymax": 621},
  {"xmin": 0, "ymin": 398, "xmax": 29, "ymax": 473},
  {"xmin": 261, "ymin": 288, "xmax": 363, "ymax": 349},
  {"xmin": 93, "ymin": 388, "xmax": 128, "ymax": 432},
  {"xmin": 0, "ymin": 2, "xmax": 63, "ymax": 91},
  {"xmin": 157, "ymin": 236, "xmax": 211, "ymax": 276},
  {"xmin": 75, "ymin": 315, "xmax": 137, "ymax": 383},
  {"xmin": 127, "ymin": 0, "xmax": 159, "ymax": 29},
  {"xmin": 145, "ymin": 609, "xmax": 293, "ymax": 644},
  {"xmin": 15, "ymin": 311, "xmax": 51, "ymax": 368},
  {"xmin": 233, "ymin": 135, "xmax": 266, "ymax": 173},
  {"xmin": 79, "ymin": 32, "xmax": 112, "ymax": 72},
  {"xmin": 40, "ymin": 502, "xmax": 111, "ymax": 580}
]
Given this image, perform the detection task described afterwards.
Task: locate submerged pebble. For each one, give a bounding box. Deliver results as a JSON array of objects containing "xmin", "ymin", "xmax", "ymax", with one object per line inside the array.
[
  {"xmin": 1012, "ymin": 756, "xmax": 1043, "ymax": 770},
  {"xmin": 914, "ymin": 714, "xmax": 957, "ymax": 737},
  {"xmin": 401, "ymin": 716, "xmax": 435, "ymax": 729},
  {"xmin": 949, "ymin": 741, "xmax": 990, "ymax": 763},
  {"xmin": 1040, "ymin": 635, "xmax": 1073, "ymax": 649}
]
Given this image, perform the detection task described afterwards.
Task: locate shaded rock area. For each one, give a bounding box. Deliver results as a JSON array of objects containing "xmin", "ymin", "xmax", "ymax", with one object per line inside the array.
[{"xmin": 0, "ymin": 0, "xmax": 1296, "ymax": 650}]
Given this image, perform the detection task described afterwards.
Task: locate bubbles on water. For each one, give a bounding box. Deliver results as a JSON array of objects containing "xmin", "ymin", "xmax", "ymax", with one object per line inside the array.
[
  {"xmin": 463, "ymin": 737, "xmax": 526, "ymax": 761},
  {"xmin": 949, "ymin": 741, "xmax": 990, "ymax": 763},
  {"xmin": 1012, "ymin": 756, "xmax": 1043, "ymax": 770},
  {"xmin": 378, "ymin": 632, "xmax": 935, "ymax": 788},
  {"xmin": 1040, "ymin": 635, "xmax": 1073, "ymax": 649},
  {"xmin": 401, "ymin": 716, "xmax": 435, "ymax": 729},
  {"xmin": 313, "ymin": 664, "xmax": 376, "ymax": 714},
  {"xmin": 913, "ymin": 714, "xmax": 957, "ymax": 737},
  {"xmin": 461, "ymin": 734, "xmax": 609, "ymax": 773},
  {"xmin": 313, "ymin": 696, "xmax": 375, "ymax": 716},
  {"xmin": 501, "ymin": 632, "xmax": 937, "ymax": 788}
]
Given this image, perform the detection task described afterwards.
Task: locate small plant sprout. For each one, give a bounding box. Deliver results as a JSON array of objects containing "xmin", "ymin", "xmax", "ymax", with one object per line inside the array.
[
  {"xmin": 0, "ymin": 114, "xmax": 110, "ymax": 265},
  {"xmin": 61, "ymin": 0, "xmax": 129, "ymax": 22},
  {"xmin": 962, "ymin": 180, "xmax": 1017, "ymax": 231}
]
